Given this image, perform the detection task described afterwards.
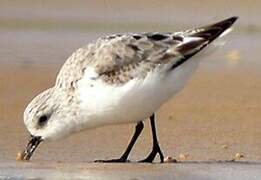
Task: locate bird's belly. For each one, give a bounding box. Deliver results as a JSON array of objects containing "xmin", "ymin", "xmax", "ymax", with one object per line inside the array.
[{"xmin": 77, "ymin": 59, "xmax": 200, "ymax": 128}]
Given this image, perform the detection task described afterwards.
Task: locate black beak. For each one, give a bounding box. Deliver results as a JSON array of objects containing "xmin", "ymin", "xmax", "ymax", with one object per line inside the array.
[{"xmin": 22, "ymin": 135, "xmax": 43, "ymax": 161}]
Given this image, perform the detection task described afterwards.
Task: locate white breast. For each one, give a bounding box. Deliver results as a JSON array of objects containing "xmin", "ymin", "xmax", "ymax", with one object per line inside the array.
[{"xmin": 76, "ymin": 58, "xmax": 200, "ymax": 129}]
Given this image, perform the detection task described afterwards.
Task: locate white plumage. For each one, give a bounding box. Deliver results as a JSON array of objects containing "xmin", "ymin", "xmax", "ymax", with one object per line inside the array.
[{"xmin": 21, "ymin": 17, "xmax": 238, "ymax": 162}]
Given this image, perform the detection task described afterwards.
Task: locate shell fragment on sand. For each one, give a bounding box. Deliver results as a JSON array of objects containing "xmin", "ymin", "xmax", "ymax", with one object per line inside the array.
[{"xmin": 16, "ymin": 151, "xmax": 26, "ymax": 161}]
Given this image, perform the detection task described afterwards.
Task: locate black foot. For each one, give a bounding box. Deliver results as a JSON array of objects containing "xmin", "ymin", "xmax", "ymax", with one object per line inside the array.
[
  {"xmin": 139, "ymin": 144, "xmax": 164, "ymax": 163},
  {"xmin": 95, "ymin": 121, "xmax": 144, "ymax": 163},
  {"xmin": 94, "ymin": 158, "xmax": 130, "ymax": 163},
  {"xmin": 139, "ymin": 114, "xmax": 164, "ymax": 163}
]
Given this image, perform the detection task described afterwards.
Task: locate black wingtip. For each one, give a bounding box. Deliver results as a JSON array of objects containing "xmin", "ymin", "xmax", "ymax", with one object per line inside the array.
[
  {"xmin": 227, "ymin": 16, "xmax": 239, "ymax": 23},
  {"xmin": 230, "ymin": 16, "xmax": 239, "ymax": 22},
  {"xmin": 224, "ymin": 16, "xmax": 239, "ymax": 23},
  {"xmin": 191, "ymin": 16, "xmax": 239, "ymax": 42},
  {"xmin": 211, "ymin": 16, "xmax": 239, "ymax": 29},
  {"xmin": 170, "ymin": 17, "xmax": 239, "ymax": 70}
]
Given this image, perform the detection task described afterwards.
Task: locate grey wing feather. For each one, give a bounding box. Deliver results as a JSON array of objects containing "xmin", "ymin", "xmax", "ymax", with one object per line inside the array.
[
  {"xmin": 57, "ymin": 16, "xmax": 238, "ymax": 87},
  {"xmin": 92, "ymin": 33, "xmax": 182, "ymax": 84}
]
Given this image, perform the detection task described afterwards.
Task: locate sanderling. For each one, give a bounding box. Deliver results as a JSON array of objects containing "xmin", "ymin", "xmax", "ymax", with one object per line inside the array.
[{"xmin": 20, "ymin": 17, "xmax": 238, "ymax": 163}]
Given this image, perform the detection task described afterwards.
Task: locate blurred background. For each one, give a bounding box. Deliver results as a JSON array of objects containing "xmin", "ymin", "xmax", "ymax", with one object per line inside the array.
[{"xmin": 0, "ymin": 0, "xmax": 261, "ymax": 163}]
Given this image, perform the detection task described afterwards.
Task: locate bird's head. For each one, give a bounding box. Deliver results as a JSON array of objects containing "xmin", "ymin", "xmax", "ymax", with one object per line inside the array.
[{"xmin": 21, "ymin": 88, "xmax": 75, "ymax": 161}]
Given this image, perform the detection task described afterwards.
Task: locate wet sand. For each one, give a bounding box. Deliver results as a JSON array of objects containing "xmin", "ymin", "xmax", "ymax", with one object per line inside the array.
[
  {"xmin": 1, "ymin": 65, "xmax": 261, "ymax": 163},
  {"xmin": 1, "ymin": 161, "xmax": 261, "ymax": 180},
  {"xmin": 1, "ymin": 36, "xmax": 261, "ymax": 180},
  {"xmin": 1, "ymin": 1, "xmax": 261, "ymax": 179},
  {"xmin": 1, "ymin": 30, "xmax": 261, "ymax": 180},
  {"xmin": 2, "ymin": 47, "xmax": 261, "ymax": 179}
]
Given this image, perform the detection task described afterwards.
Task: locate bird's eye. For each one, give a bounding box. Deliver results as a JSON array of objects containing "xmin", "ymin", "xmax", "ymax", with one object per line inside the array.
[{"xmin": 38, "ymin": 115, "xmax": 48, "ymax": 126}]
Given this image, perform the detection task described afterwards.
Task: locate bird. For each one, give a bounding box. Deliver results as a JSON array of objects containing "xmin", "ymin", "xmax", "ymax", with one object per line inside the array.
[{"xmin": 20, "ymin": 16, "xmax": 238, "ymax": 163}]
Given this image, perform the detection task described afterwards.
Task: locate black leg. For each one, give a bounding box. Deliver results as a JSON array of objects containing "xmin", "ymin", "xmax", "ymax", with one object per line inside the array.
[
  {"xmin": 95, "ymin": 121, "xmax": 144, "ymax": 163},
  {"xmin": 139, "ymin": 114, "xmax": 164, "ymax": 163}
]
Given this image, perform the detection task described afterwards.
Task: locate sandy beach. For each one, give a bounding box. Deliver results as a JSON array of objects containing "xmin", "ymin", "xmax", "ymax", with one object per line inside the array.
[
  {"xmin": 1, "ymin": 65, "xmax": 261, "ymax": 163},
  {"xmin": 0, "ymin": 0, "xmax": 261, "ymax": 179},
  {"xmin": 1, "ymin": 161, "xmax": 261, "ymax": 180}
]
